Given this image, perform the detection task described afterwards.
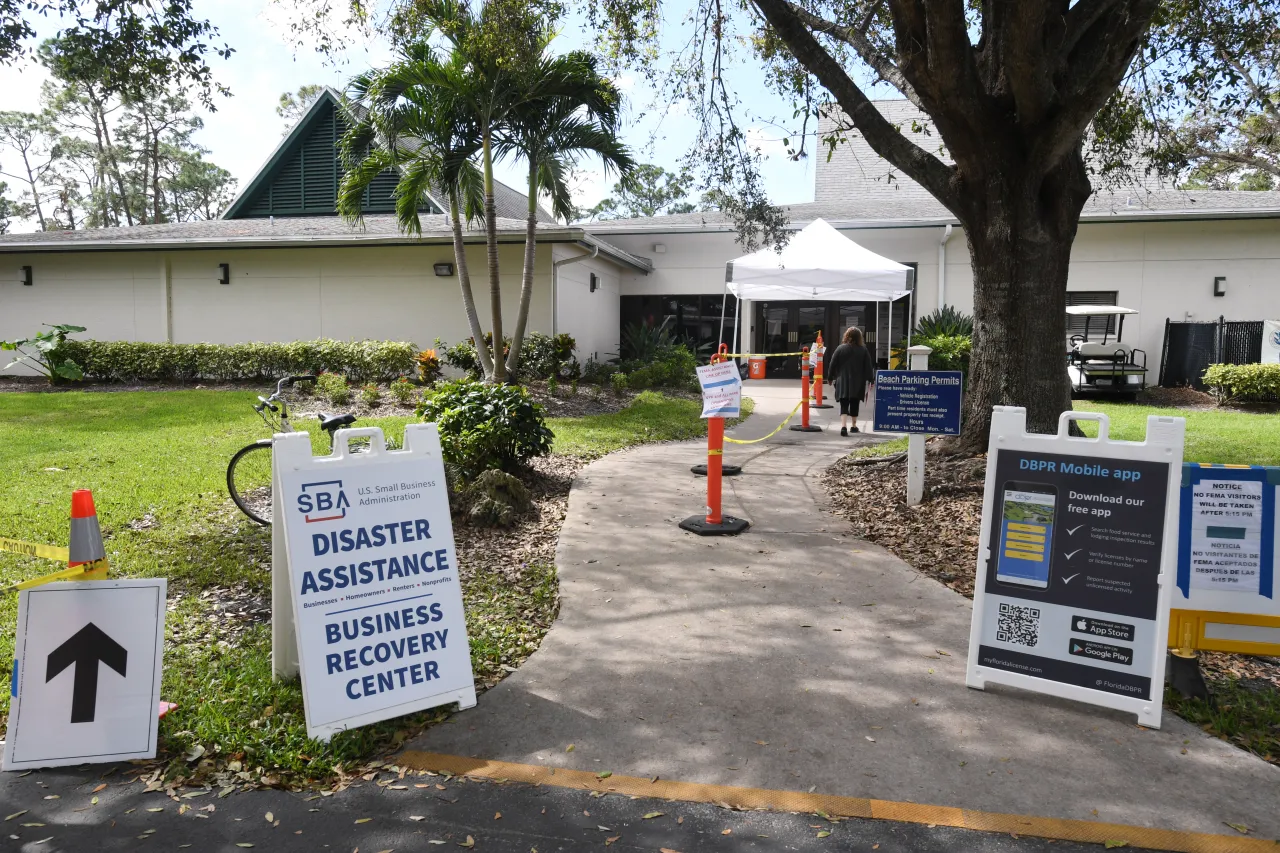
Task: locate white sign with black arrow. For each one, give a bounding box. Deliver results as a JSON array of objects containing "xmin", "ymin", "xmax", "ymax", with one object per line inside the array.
[{"xmin": 4, "ymin": 579, "xmax": 166, "ymax": 770}]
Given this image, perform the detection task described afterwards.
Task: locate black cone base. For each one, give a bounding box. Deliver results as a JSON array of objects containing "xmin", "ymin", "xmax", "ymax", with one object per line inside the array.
[
  {"xmin": 679, "ymin": 515, "xmax": 750, "ymax": 536},
  {"xmin": 789, "ymin": 424, "xmax": 823, "ymax": 432},
  {"xmin": 691, "ymin": 464, "xmax": 742, "ymax": 477},
  {"xmin": 1166, "ymin": 652, "xmax": 1210, "ymax": 701},
  {"xmin": 811, "ymin": 403, "xmax": 833, "ymax": 409}
]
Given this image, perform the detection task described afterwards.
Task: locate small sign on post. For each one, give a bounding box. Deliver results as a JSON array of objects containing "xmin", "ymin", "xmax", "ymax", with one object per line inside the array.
[
  {"xmin": 4, "ymin": 579, "xmax": 166, "ymax": 770},
  {"xmin": 695, "ymin": 360, "xmax": 742, "ymax": 419},
  {"xmin": 965, "ymin": 407, "xmax": 1185, "ymax": 727},
  {"xmin": 872, "ymin": 346, "xmax": 962, "ymax": 505},
  {"xmin": 272, "ymin": 424, "xmax": 477, "ymax": 740}
]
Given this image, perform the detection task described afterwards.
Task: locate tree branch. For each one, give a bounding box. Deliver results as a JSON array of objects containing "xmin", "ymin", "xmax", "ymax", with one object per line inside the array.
[
  {"xmin": 752, "ymin": 0, "xmax": 960, "ymax": 211},
  {"xmin": 1062, "ymin": 0, "xmax": 1123, "ymax": 56},
  {"xmin": 994, "ymin": 0, "xmax": 1057, "ymax": 126},
  {"xmin": 783, "ymin": 1, "xmax": 921, "ymax": 108},
  {"xmin": 1031, "ymin": 0, "xmax": 1159, "ymax": 172},
  {"xmin": 1187, "ymin": 145, "xmax": 1280, "ymax": 178}
]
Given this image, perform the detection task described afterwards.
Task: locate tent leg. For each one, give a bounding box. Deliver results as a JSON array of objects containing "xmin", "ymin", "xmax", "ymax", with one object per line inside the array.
[
  {"xmin": 875, "ymin": 302, "xmax": 880, "ymax": 364},
  {"xmin": 888, "ymin": 299, "xmax": 893, "ymax": 368},
  {"xmin": 718, "ymin": 280, "xmax": 729, "ymax": 350},
  {"xmin": 907, "ymin": 290, "xmax": 913, "ymax": 351}
]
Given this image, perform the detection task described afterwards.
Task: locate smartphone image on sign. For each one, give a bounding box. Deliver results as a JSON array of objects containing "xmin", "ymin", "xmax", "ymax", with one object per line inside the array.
[{"xmin": 995, "ymin": 482, "xmax": 1057, "ymax": 588}]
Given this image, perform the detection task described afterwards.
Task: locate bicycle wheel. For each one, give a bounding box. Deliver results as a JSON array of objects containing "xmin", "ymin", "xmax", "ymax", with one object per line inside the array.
[{"xmin": 227, "ymin": 439, "xmax": 274, "ymax": 526}]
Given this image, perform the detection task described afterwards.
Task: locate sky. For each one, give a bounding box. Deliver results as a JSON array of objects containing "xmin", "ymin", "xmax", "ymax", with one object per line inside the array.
[{"xmin": 0, "ymin": 0, "xmax": 827, "ymax": 230}]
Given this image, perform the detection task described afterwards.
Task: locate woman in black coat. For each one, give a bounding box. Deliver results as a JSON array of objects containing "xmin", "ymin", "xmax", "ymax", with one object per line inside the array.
[{"xmin": 827, "ymin": 326, "xmax": 874, "ymax": 436}]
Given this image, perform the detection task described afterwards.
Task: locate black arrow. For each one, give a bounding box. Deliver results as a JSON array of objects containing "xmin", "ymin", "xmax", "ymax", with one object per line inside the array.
[{"xmin": 45, "ymin": 622, "xmax": 128, "ymax": 724}]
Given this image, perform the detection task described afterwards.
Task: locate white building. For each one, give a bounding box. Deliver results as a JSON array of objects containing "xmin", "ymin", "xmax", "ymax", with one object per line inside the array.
[{"xmin": 3, "ymin": 95, "xmax": 1278, "ymax": 380}]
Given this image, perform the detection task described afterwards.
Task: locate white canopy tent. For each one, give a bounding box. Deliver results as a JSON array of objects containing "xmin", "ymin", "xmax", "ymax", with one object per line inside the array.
[{"xmin": 719, "ymin": 219, "xmax": 916, "ymax": 360}]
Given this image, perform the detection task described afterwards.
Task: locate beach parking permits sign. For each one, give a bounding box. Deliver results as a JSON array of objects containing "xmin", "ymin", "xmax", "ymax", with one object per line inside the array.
[
  {"xmin": 697, "ymin": 361, "xmax": 742, "ymax": 418},
  {"xmin": 273, "ymin": 424, "xmax": 476, "ymax": 740}
]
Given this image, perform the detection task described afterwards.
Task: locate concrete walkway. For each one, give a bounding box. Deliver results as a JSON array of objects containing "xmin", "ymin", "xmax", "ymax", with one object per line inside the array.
[{"xmin": 406, "ymin": 380, "xmax": 1280, "ymax": 839}]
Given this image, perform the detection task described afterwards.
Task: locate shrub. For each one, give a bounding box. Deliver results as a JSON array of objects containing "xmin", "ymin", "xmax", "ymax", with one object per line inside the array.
[
  {"xmin": 417, "ymin": 349, "xmax": 442, "ymax": 385},
  {"xmin": 462, "ymin": 469, "xmax": 533, "ymax": 527},
  {"xmin": 890, "ymin": 333, "xmax": 972, "ymax": 379},
  {"xmin": 2, "ymin": 323, "xmax": 87, "ymax": 383},
  {"xmin": 390, "ymin": 376, "xmax": 417, "ymax": 405},
  {"xmin": 436, "ymin": 338, "xmax": 484, "ymax": 378},
  {"xmin": 56, "ymin": 338, "xmax": 416, "ymax": 383},
  {"xmin": 519, "ymin": 332, "xmax": 577, "ymax": 380},
  {"xmin": 913, "ymin": 306, "xmax": 974, "ymax": 337},
  {"xmin": 316, "ymin": 373, "xmax": 351, "ymax": 406},
  {"xmin": 619, "ymin": 321, "xmax": 676, "ymax": 362},
  {"xmin": 416, "ymin": 378, "xmax": 553, "ymax": 479},
  {"xmin": 570, "ymin": 379, "xmax": 578, "ymax": 396},
  {"xmin": 360, "ymin": 382, "xmax": 382, "ymax": 407},
  {"xmin": 618, "ymin": 342, "xmax": 698, "ymax": 390},
  {"xmin": 547, "ymin": 375, "xmax": 558, "ymax": 396},
  {"xmin": 582, "ymin": 354, "xmax": 616, "ymax": 385},
  {"xmin": 1203, "ymin": 363, "xmax": 1280, "ymax": 403},
  {"xmin": 610, "ymin": 372, "xmax": 629, "ymax": 395}
]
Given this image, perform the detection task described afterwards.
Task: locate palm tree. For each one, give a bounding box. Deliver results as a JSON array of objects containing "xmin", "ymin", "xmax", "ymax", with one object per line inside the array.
[
  {"xmin": 337, "ymin": 47, "xmax": 495, "ymax": 379},
  {"xmin": 499, "ymin": 52, "xmax": 635, "ymax": 375}
]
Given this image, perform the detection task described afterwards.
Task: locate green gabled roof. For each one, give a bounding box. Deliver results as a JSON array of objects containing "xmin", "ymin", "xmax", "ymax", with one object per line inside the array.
[{"xmin": 223, "ymin": 88, "xmax": 443, "ymax": 220}]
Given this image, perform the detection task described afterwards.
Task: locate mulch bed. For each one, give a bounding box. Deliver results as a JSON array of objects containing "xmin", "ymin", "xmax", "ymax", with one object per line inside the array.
[{"xmin": 822, "ymin": 446, "xmax": 1280, "ymax": 701}]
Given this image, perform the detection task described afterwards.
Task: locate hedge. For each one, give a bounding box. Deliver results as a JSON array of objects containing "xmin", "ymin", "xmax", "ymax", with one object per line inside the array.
[
  {"xmin": 1202, "ymin": 362, "xmax": 1280, "ymax": 403},
  {"xmin": 56, "ymin": 339, "xmax": 418, "ymax": 384}
]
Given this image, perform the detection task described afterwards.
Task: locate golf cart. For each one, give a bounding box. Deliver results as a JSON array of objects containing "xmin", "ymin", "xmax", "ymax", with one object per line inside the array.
[{"xmin": 1065, "ymin": 305, "xmax": 1147, "ymax": 399}]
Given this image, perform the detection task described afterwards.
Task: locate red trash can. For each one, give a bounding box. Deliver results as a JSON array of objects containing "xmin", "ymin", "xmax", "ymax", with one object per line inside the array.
[{"xmin": 748, "ymin": 356, "xmax": 766, "ymax": 380}]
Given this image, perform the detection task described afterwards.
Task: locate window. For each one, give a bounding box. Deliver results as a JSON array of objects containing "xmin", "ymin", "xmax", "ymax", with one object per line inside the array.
[
  {"xmin": 619, "ymin": 294, "xmax": 739, "ymax": 356},
  {"xmin": 1066, "ymin": 291, "xmax": 1119, "ymax": 336}
]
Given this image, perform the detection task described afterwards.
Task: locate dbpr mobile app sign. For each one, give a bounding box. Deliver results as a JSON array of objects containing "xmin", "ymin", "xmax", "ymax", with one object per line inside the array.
[
  {"xmin": 275, "ymin": 425, "xmax": 475, "ymax": 739},
  {"xmin": 966, "ymin": 408, "xmax": 1184, "ymax": 727}
]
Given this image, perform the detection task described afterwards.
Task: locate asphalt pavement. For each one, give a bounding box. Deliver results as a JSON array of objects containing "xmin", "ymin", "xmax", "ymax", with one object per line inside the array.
[{"xmin": 0, "ymin": 761, "xmax": 1114, "ymax": 852}]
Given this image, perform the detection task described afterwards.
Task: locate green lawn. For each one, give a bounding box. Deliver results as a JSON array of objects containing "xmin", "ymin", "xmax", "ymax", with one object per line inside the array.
[
  {"xmin": 1073, "ymin": 401, "xmax": 1280, "ymax": 466},
  {"xmin": 0, "ymin": 387, "xmax": 715, "ymax": 785}
]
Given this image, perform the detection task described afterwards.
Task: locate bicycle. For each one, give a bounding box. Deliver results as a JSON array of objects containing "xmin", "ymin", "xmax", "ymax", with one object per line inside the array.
[{"xmin": 226, "ymin": 375, "xmax": 358, "ymax": 526}]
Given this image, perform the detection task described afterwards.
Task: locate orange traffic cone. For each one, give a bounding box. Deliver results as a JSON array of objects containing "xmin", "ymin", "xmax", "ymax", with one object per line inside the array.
[{"xmin": 69, "ymin": 489, "xmax": 109, "ymax": 580}]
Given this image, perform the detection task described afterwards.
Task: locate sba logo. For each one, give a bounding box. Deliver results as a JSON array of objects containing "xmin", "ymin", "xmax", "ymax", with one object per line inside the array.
[{"xmin": 297, "ymin": 480, "xmax": 350, "ymax": 523}]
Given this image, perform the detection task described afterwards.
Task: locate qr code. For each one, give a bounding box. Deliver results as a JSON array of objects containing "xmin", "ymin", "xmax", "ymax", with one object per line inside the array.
[{"xmin": 996, "ymin": 602, "xmax": 1040, "ymax": 647}]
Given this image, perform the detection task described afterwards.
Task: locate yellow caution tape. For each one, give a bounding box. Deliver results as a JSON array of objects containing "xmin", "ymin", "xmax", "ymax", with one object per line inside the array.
[
  {"xmin": 0, "ymin": 559, "xmax": 109, "ymax": 595},
  {"xmin": 724, "ymin": 401, "xmax": 804, "ymax": 445},
  {"xmin": 721, "ymin": 352, "xmax": 807, "ymax": 358},
  {"xmin": 0, "ymin": 537, "xmax": 70, "ymax": 563}
]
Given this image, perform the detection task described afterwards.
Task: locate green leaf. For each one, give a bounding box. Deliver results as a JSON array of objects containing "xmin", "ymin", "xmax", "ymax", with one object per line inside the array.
[{"xmin": 1104, "ymin": 841, "xmax": 1129, "ymax": 849}]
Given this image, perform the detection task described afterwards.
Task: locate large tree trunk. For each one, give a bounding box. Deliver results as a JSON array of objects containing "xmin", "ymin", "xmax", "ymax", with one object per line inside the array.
[
  {"xmin": 449, "ymin": 193, "xmax": 495, "ymax": 380},
  {"xmin": 482, "ymin": 131, "xmax": 505, "ymax": 383},
  {"xmin": 504, "ymin": 159, "xmax": 539, "ymax": 377},
  {"xmin": 955, "ymin": 154, "xmax": 1092, "ymax": 453}
]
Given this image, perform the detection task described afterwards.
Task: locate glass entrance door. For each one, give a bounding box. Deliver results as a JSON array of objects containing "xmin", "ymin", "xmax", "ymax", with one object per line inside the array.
[{"xmin": 755, "ymin": 303, "xmax": 831, "ymax": 378}]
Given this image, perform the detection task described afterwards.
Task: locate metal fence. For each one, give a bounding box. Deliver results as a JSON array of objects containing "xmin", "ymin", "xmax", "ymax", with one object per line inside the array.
[{"xmin": 1158, "ymin": 317, "xmax": 1264, "ymax": 389}]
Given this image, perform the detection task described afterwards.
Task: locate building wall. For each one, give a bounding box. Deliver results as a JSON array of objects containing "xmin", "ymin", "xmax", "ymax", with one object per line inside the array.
[
  {"xmin": 552, "ymin": 245, "xmax": 620, "ymax": 363},
  {"xmin": 602, "ymin": 217, "xmax": 1280, "ymax": 375},
  {"xmin": 0, "ymin": 243, "xmax": 560, "ymax": 369}
]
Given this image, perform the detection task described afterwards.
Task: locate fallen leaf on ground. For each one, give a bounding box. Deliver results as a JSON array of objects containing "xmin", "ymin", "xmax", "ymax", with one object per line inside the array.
[
  {"xmin": 409, "ymin": 816, "xmax": 426, "ymax": 821},
  {"xmin": 605, "ymin": 837, "xmax": 620, "ymax": 846},
  {"xmin": 1104, "ymin": 842, "xmax": 1129, "ymax": 849},
  {"xmin": 92, "ymin": 784, "xmax": 107, "ymax": 794},
  {"xmin": 458, "ymin": 836, "xmax": 475, "ymax": 848},
  {"xmin": 643, "ymin": 811, "xmax": 665, "ymax": 820},
  {"xmin": 355, "ymin": 818, "xmax": 372, "ymax": 824},
  {"xmin": 817, "ymin": 830, "xmax": 831, "ymax": 838},
  {"xmin": 235, "ymin": 845, "xmax": 254, "ymax": 849},
  {"xmin": 1225, "ymin": 823, "xmax": 1250, "ymax": 834},
  {"xmin": 5, "ymin": 811, "xmax": 27, "ymax": 821},
  {"xmin": 565, "ymin": 745, "xmax": 574, "ymax": 752},
  {"xmin": 596, "ymin": 771, "xmax": 612, "ymax": 780},
  {"xmin": 147, "ymin": 808, "xmax": 164, "ymax": 813},
  {"xmin": 721, "ymin": 829, "xmax": 731, "ymax": 835},
  {"xmin": 494, "ymin": 812, "xmax": 501, "ymax": 820},
  {"xmin": 265, "ymin": 812, "xmax": 273, "ymax": 823}
]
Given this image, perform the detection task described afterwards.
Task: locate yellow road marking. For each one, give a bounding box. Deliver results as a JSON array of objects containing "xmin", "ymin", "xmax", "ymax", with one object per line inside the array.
[{"xmin": 397, "ymin": 751, "xmax": 1274, "ymax": 852}]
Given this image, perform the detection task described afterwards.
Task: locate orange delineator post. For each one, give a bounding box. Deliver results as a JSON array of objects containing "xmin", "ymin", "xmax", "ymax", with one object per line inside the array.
[
  {"xmin": 705, "ymin": 416, "xmax": 724, "ymax": 525},
  {"xmin": 679, "ymin": 353, "xmax": 749, "ymax": 535},
  {"xmin": 811, "ymin": 331, "xmax": 831, "ymax": 409},
  {"xmin": 790, "ymin": 346, "xmax": 822, "ymax": 433}
]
